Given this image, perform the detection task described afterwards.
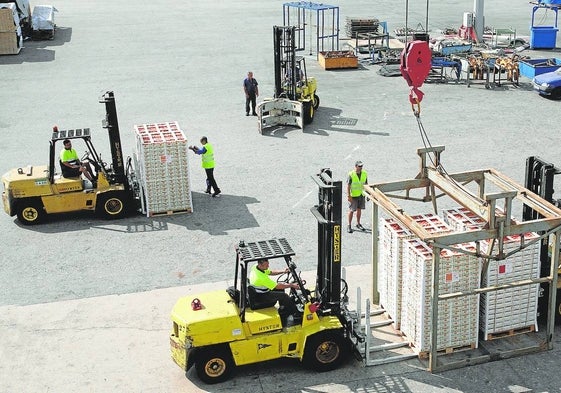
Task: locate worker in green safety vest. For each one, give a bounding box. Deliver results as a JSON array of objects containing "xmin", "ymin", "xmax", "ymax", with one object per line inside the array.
[
  {"xmin": 346, "ymin": 161, "xmax": 367, "ymax": 233},
  {"xmin": 189, "ymin": 136, "xmax": 221, "ymax": 197}
]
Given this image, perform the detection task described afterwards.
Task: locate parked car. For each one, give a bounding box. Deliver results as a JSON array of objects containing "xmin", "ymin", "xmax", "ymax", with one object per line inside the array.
[{"xmin": 533, "ymin": 68, "xmax": 561, "ymax": 100}]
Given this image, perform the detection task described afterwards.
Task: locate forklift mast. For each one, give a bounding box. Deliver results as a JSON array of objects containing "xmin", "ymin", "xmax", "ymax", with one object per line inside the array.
[
  {"xmin": 100, "ymin": 91, "xmax": 126, "ymax": 185},
  {"xmin": 311, "ymin": 168, "xmax": 343, "ymax": 314},
  {"xmin": 523, "ymin": 156, "xmax": 561, "ymax": 319},
  {"xmin": 523, "ymin": 157, "xmax": 561, "ymax": 270},
  {"xmin": 273, "ymin": 25, "xmax": 297, "ymax": 100}
]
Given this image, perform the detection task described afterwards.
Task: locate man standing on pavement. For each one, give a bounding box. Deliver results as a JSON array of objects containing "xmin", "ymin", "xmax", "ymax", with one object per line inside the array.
[
  {"xmin": 243, "ymin": 71, "xmax": 259, "ymax": 116},
  {"xmin": 189, "ymin": 136, "xmax": 221, "ymax": 197},
  {"xmin": 347, "ymin": 161, "xmax": 367, "ymax": 233}
]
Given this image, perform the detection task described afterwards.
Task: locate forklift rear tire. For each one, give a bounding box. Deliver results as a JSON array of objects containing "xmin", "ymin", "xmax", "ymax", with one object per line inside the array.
[
  {"xmin": 303, "ymin": 330, "xmax": 348, "ymax": 372},
  {"xmin": 313, "ymin": 94, "xmax": 320, "ymax": 110},
  {"xmin": 96, "ymin": 192, "xmax": 127, "ymax": 219},
  {"xmin": 16, "ymin": 199, "xmax": 45, "ymax": 225},
  {"xmin": 195, "ymin": 346, "xmax": 234, "ymax": 384}
]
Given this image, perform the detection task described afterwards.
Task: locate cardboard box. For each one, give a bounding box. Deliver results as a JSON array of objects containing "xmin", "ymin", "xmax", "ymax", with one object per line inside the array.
[
  {"xmin": 0, "ymin": 3, "xmax": 19, "ymax": 32},
  {"xmin": 0, "ymin": 31, "xmax": 21, "ymax": 54},
  {"xmin": 318, "ymin": 51, "xmax": 358, "ymax": 70}
]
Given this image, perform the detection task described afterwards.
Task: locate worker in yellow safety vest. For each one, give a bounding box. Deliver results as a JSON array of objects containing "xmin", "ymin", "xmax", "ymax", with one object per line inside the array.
[
  {"xmin": 346, "ymin": 161, "xmax": 367, "ymax": 233},
  {"xmin": 189, "ymin": 136, "xmax": 221, "ymax": 197}
]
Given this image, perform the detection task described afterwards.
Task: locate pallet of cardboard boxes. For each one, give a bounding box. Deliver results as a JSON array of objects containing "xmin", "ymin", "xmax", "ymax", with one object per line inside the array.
[{"xmin": 0, "ymin": 3, "xmax": 23, "ymax": 55}]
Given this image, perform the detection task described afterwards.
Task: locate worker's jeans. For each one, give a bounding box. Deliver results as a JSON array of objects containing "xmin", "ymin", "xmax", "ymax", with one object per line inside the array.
[
  {"xmin": 205, "ymin": 168, "xmax": 220, "ymax": 193},
  {"xmin": 245, "ymin": 93, "xmax": 256, "ymax": 114}
]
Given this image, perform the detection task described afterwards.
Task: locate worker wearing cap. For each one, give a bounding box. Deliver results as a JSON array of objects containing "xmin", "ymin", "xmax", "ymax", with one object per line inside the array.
[
  {"xmin": 347, "ymin": 161, "xmax": 368, "ymax": 233},
  {"xmin": 249, "ymin": 259, "xmax": 299, "ymax": 324}
]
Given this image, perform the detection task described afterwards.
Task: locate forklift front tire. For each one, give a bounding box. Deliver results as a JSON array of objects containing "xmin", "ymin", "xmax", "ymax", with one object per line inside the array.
[
  {"xmin": 16, "ymin": 199, "xmax": 45, "ymax": 225},
  {"xmin": 303, "ymin": 101, "xmax": 313, "ymax": 125},
  {"xmin": 96, "ymin": 192, "xmax": 127, "ymax": 219},
  {"xmin": 313, "ymin": 94, "xmax": 320, "ymax": 110},
  {"xmin": 303, "ymin": 330, "xmax": 348, "ymax": 372}
]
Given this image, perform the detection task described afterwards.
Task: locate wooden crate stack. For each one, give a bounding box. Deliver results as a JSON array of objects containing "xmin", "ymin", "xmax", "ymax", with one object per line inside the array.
[
  {"xmin": 442, "ymin": 207, "xmax": 541, "ymax": 340},
  {"xmin": 0, "ymin": 3, "xmax": 23, "ymax": 55},
  {"xmin": 345, "ymin": 17, "xmax": 379, "ymax": 38},
  {"xmin": 134, "ymin": 121, "xmax": 193, "ymax": 216}
]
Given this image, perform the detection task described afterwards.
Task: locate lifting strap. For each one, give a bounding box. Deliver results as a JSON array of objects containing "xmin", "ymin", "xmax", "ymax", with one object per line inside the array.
[{"xmin": 400, "ymin": 40, "xmax": 432, "ymax": 114}]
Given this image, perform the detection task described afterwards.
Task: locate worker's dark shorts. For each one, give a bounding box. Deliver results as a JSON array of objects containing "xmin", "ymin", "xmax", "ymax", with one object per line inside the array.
[
  {"xmin": 61, "ymin": 160, "xmax": 81, "ymax": 178},
  {"xmin": 349, "ymin": 195, "xmax": 365, "ymax": 211}
]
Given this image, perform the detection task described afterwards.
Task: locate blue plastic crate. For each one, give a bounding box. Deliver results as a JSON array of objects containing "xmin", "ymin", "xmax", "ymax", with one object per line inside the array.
[
  {"xmin": 519, "ymin": 58, "xmax": 561, "ymax": 78},
  {"xmin": 530, "ymin": 26, "xmax": 559, "ymax": 49}
]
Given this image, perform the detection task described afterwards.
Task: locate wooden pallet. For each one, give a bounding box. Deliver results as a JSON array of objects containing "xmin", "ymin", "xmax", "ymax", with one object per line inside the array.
[
  {"xmin": 148, "ymin": 208, "xmax": 192, "ymax": 217},
  {"xmin": 417, "ymin": 342, "xmax": 477, "ymax": 359},
  {"xmin": 484, "ymin": 325, "xmax": 536, "ymax": 341}
]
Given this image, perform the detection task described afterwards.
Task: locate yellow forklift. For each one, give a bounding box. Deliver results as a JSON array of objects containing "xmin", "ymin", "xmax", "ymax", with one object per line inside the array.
[
  {"xmin": 1, "ymin": 91, "xmax": 141, "ymax": 225},
  {"xmin": 170, "ymin": 169, "xmax": 363, "ymax": 383},
  {"xmin": 524, "ymin": 156, "xmax": 561, "ymax": 324},
  {"xmin": 258, "ymin": 26, "xmax": 320, "ymax": 133}
]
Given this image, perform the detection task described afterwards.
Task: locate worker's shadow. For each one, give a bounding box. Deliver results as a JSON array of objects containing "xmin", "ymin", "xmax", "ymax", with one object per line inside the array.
[
  {"xmin": 17, "ymin": 192, "xmax": 259, "ymax": 236},
  {"xmin": 0, "ymin": 26, "xmax": 72, "ymax": 65},
  {"xmin": 105, "ymin": 191, "xmax": 260, "ymax": 236},
  {"xmin": 170, "ymin": 192, "xmax": 260, "ymax": 236},
  {"xmin": 262, "ymin": 106, "xmax": 389, "ymax": 138}
]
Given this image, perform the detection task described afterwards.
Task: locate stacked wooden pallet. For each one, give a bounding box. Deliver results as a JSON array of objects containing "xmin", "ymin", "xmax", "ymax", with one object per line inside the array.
[{"xmin": 345, "ymin": 17, "xmax": 379, "ymax": 38}]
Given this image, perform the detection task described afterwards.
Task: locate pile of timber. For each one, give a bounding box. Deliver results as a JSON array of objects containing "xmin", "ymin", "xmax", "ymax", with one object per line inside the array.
[{"xmin": 345, "ymin": 17, "xmax": 380, "ymax": 38}]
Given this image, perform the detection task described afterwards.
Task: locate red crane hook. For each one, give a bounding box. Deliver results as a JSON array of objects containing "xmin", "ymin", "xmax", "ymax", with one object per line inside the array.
[{"xmin": 400, "ymin": 40, "xmax": 432, "ymax": 114}]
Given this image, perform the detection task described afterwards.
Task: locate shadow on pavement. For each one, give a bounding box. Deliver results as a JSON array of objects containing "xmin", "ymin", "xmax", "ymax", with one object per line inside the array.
[{"xmin": 16, "ymin": 191, "xmax": 260, "ymax": 236}]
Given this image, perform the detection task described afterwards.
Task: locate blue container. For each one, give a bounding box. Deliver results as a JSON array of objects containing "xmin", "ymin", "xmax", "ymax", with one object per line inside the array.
[
  {"xmin": 530, "ymin": 26, "xmax": 559, "ymax": 49},
  {"xmin": 519, "ymin": 58, "xmax": 561, "ymax": 78},
  {"xmin": 539, "ymin": 0, "xmax": 561, "ymax": 4}
]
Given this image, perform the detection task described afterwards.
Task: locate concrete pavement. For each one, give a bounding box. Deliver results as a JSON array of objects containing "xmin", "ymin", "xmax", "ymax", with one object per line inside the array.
[{"xmin": 2, "ymin": 0, "xmax": 561, "ymax": 391}]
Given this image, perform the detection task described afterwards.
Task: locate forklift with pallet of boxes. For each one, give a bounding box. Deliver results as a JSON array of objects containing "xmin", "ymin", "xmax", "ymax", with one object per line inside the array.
[{"xmin": 1, "ymin": 91, "xmax": 193, "ymax": 225}]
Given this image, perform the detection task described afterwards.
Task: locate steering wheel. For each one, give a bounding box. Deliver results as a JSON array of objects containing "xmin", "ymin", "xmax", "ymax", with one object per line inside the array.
[{"xmin": 277, "ymin": 270, "xmax": 307, "ymax": 306}]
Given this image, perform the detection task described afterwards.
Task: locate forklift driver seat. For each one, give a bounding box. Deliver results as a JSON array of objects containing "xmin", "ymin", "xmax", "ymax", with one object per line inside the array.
[
  {"xmin": 59, "ymin": 160, "xmax": 81, "ymax": 178},
  {"xmin": 247, "ymin": 286, "xmax": 277, "ymax": 310}
]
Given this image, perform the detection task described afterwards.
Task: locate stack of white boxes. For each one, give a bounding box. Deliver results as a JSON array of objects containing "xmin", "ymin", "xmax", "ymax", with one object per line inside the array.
[
  {"xmin": 134, "ymin": 121, "xmax": 193, "ymax": 216},
  {"xmin": 379, "ymin": 218, "xmax": 413, "ymax": 330},
  {"xmin": 379, "ymin": 214, "xmax": 449, "ymax": 329},
  {"xmin": 480, "ymin": 233, "xmax": 540, "ymax": 338},
  {"xmin": 399, "ymin": 214, "xmax": 481, "ymax": 353},
  {"xmin": 443, "ymin": 207, "xmax": 541, "ymax": 339}
]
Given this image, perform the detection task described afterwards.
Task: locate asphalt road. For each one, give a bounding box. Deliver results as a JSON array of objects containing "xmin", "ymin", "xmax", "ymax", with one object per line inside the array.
[{"xmin": 1, "ymin": 1, "xmax": 561, "ymax": 392}]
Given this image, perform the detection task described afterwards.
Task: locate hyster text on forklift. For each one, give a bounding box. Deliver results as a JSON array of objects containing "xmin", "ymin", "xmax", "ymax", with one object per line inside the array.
[
  {"xmin": 170, "ymin": 169, "xmax": 364, "ymax": 384},
  {"xmin": 1, "ymin": 91, "xmax": 142, "ymax": 225}
]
